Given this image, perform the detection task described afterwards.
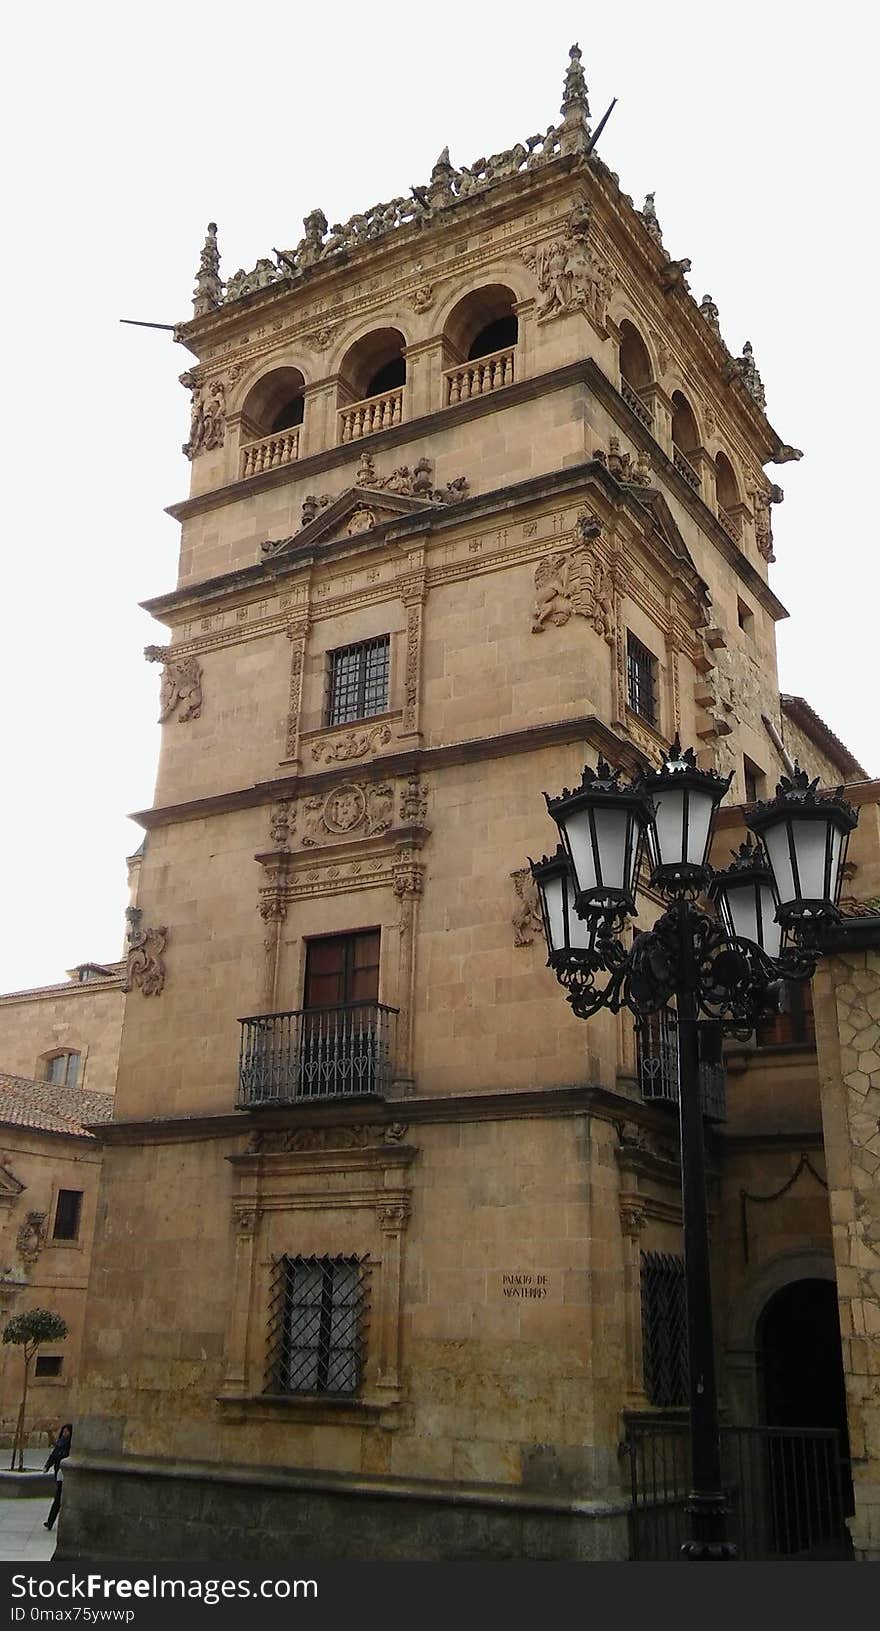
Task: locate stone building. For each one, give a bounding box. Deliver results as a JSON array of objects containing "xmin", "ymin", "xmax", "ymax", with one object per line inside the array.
[{"xmin": 57, "ymin": 46, "xmax": 880, "ymax": 1560}]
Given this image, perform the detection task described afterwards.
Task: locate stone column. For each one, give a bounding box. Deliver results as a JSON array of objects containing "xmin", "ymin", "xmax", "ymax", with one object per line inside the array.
[{"xmin": 813, "ymin": 945, "xmax": 880, "ymax": 1560}]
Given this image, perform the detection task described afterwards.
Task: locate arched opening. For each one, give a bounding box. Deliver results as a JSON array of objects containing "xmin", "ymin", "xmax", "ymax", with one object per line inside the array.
[
  {"xmin": 619, "ymin": 320, "xmax": 653, "ymax": 391},
  {"xmin": 671, "ymin": 390, "xmax": 699, "ymax": 454},
  {"xmin": 239, "ymin": 367, "xmax": 306, "ymax": 477},
  {"xmin": 715, "ymin": 450, "xmax": 739, "ymax": 512},
  {"xmin": 758, "ymin": 1279, "xmax": 853, "ymax": 1550},
  {"xmin": 338, "ymin": 329, "xmax": 408, "ymax": 442},
  {"xmin": 443, "ymin": 285, "xmax": 519, "ymax": 402}
]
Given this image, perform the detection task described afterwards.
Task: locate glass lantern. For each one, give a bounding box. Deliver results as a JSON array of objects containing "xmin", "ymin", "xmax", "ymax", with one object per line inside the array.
[
  {"xmin": 544, "ymin": 760, "xmax": 652, "ymax": 918},
  {"xmin": 640, "ymin": 738, "xmax": 732, "ymax": 893},
  {"xmin": 745, "ymin": 765, "xmax": 857, "ymax": 925}
]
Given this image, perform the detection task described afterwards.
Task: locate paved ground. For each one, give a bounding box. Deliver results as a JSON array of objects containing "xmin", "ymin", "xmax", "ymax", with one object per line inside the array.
[{"xmin": 0, "ymin": 1452, "xmax": 57, "ymax": 1563}]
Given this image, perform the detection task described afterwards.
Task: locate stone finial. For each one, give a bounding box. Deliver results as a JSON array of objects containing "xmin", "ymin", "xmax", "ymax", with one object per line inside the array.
[
  {"xmin": 425, "ymin": 147, "xmax": 458, "ymax": 210},
  {"xmin": 699, "ymin": 293, "xmax": 722, "ymax": 336},
  {"xmin": 641, "ymin": 193, "xmax": 664, "ymax": 246},
  {"xmin": 737, "ymin": 340, "xmax": 767, "ymax": 410},
  {"xmin": 561, "ymin": 42, "xmax": 590, "ymax": 120},
  {"xmin": 193, "ymin": 222, "xmax": 222, "ymax": 316}
]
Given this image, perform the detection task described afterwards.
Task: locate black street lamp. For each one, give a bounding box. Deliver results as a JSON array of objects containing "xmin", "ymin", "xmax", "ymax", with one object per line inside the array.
[{"xmin": 532, "ymin": 748, "xmax": 857, "ymax": 1560}]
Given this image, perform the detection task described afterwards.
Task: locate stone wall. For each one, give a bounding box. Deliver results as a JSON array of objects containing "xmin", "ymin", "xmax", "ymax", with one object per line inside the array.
[
  {"xmin": 814, "ymin": 946, "xmax": 880, "ymax": 1560},
  {"xmin": 0, "ymin": 977, "xmax": 125, "ymax": 1095}
]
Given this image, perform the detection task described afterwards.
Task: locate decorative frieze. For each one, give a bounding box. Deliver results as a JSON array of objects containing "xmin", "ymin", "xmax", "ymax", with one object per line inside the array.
[
  {"xmin": 247, "ymin": 1122, "xmax": 408, "ymax": 1156},
  {"xmin": 122, "ymin": 908, "xmax": 167, "ymax": 997},
  {"xmin": 310, "ymin": 722, "xmax": 392, "ymax": 765},
  {"xmin": 144, "ymin": 646, "xmax": 203, "ymax": 724}
]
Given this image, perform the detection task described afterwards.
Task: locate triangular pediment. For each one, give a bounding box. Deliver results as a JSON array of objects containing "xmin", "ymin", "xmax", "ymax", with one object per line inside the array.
[
  {"xmin": 630, "ymin": 488, "xmax": 694, "ymax": 567},
  {"xmin": 0, "ymin": 1156, "xmax": 25, "ymax": 1203},
  {"xmin": 262, "ymin": 488, "xmax": 437, "ymax": 561}
]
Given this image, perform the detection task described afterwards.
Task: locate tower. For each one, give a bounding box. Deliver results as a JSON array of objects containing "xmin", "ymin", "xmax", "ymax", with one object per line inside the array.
[{"xmin": 61, "ymin": 45, "xmax": 880, "ymax": 1561}]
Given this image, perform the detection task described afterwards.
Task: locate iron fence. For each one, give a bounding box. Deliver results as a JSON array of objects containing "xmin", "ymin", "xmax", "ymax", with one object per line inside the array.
[
  {"xmin": 624, "ymin": 1416, "xmax": 851, "ymax": 1560},
  {"xmin": 238, "ymin": 1002, "xmax": 398, "ymax": 1107}
]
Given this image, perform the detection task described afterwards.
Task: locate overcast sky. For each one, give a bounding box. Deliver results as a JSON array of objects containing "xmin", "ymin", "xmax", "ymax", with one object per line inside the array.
[{"xmin": 1, "ymin": 1, "xmax": 876, "ymax": 994}]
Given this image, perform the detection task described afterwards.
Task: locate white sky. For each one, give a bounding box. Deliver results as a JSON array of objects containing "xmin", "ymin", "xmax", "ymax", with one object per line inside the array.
[{"xmin": 1, "ymin": 1, "xmax": 877, "ymax": 993}]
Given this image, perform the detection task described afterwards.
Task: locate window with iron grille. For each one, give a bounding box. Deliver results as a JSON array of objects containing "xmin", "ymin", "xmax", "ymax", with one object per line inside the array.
[
  {"xmin": 627, "ymin": 633, "xmax": 657, "ymax": 725},
  {"xmin": 266, "ymin": 1255, "xmax": 370, "ymax": 1396},
  {"xmin": 641, "ymin": 1251, "xmax": 688, "ymax": 1407},
  {"xmin": 327, "ymin": 636, "xmax": 390, "ymax": 727}
]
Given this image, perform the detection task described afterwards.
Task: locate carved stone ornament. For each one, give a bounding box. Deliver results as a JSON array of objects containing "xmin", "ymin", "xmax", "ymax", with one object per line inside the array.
[
  {"xmin": 376, "ymin": 1200, "xmax": 412, "ymax": 1230},
  {"xmin": 593, "ymin": 435, "xmax": 651, "ymax": 486},
  {"xmin": 247, "ymin": 1122, "xmax": 408, "ymax": 1155},
  {"xmin": 181, "ymin": 373, "xmax": 227, "ymax": 460},
  {"xmin": 522, "ymin": 198, "xmax": 614, "ymax": 329},
  {"xmin": 302, "ymin": 782, "xmax": 394, "ymax": 847},
  {"xmin": 347, "ymin": 506, "xmax": 376, "ymax": 536},
  {"xmin": 531, "ymin": 549, "xmax": 615, "ymax": 642},
  {"xmin": 619, "ymin": 1198, "xmax": 647, "ymax": 1239},
  {"xmin": 232, "ymin": 1204, "xmax": 260, "ymax": 1237},
  {"xmin": 747, "ymin": 482, "xmax": 781, "ymax": 563},
  {"xmin": 399, "ymin": 774, "xmax": 428, "ymax": 827},
  {"xmin": 640, "ymin": 193, "xmax": 664, "ymax": 247},
  {"xmin": 355, "ymin": 452, "xmax": 468, "ymax": 506},
  {"xmin": 661, "ymin": 258, "xmax": 691, "ymax": 294},
  {"xmin": 144, "ymin": 646, "xmax": 203, "ymax": 724},
  {"xmin": 192, "ymin": 222, "xmax": 222, "ymax": 316},
  {"xmin": 511, "ymin": 867, "xmax": 544, "ymax": 947},
  {"xmin": 269, "ymin": 799, "xmax": 294, "ymax": 850},
  {"xmin": 736, "ymin": 341, "xmax": 767, "ymax": 410},
  {"xmin": 16, "ymin": 1212, "xmax": 47, "ymax": 1265},
  {"xmin": 409, "ymin": 283, "xmax": 435, "ymax": 314},
  {"xmin": 699, "ymin": 293, "xmax": 722, "ymax": 337},
  {"xmin": 393, "ymin": 859, "xmax": 425, "ymax": 898},
  {"xmin": 311, "ymin": 722, "xmax": 392, "ymax": 765},
  {"xmin": 122, "ymin": 907, "xmax": 168, "ymax": 997},
  {"xmin": 311, "ymin": 324, "xmax": 337, "ymax": 352}
]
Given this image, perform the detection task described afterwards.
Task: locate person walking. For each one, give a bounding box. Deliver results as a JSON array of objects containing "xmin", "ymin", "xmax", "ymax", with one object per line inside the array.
[{"xmin": 44, "ymin": 1423, "xmax": 72, "ymax": 1531}]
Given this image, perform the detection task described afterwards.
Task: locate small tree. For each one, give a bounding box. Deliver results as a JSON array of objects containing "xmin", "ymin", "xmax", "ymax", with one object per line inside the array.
[{"xmin": 3, "ymin": 1309, "xmax": 68, "ymax": 1470}]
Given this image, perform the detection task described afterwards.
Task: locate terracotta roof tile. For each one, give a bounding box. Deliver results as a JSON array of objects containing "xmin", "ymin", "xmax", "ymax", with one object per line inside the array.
[{"xmin": 0, "ymin": 1073, "xmax": 114, "ymax": 1138}]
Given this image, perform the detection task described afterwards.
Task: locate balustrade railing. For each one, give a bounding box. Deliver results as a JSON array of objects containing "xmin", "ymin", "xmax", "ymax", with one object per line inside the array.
[
  {"xmin": 621, "ymin": 378, "xmax": 654, "ymax": 429},
  {"xmin": 443, "ymin": 346, "xmax": 516, "ymax": 405},
  {"xmin": 673, "ymin": 446, "xmax": 701, "ymax": 491},
  {"xmin": 637, "ymin": 1009, "xmax": 726, "ymax": 1121},
  {"xmin": 240, "ymin": 427, "xmax": 301, "ymax": 479},
  {"xmin": 719, "ymin": 506, "xmax": 741, "ymax": 542},
  {"xmin": 337, "ymin": 388, "xmax": 404, "ymax": 444},
  {"xmin": 237, "ymin": 1002, "xmax": 398, "ymax": 1107}
]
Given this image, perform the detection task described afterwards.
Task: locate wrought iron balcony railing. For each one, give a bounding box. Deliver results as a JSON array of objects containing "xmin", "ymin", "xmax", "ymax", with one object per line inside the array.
[
  {"xmin": 637, "ymin": 1009, "xmax": 726, "ymax": 1121},
  {"xmin": 237, "ymin": 1002, "xmax": 398, "ymax": 1108}
]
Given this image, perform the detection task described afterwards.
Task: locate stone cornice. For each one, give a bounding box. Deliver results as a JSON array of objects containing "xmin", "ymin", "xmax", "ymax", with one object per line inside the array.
[
  {"xmin": 128, "ymin": 713, "xmax": 651, "ymax": 831},
  {"xmin": 154, "ymin": 432, "xmax": 786, "ymax": 627},
  {"xmin": 0, "ymin": 974, "xmax": 126, "ymax": 1005},
  {"xmin": 91, "ymin": 1081, "xmax": 681, "ymax": 1147}
]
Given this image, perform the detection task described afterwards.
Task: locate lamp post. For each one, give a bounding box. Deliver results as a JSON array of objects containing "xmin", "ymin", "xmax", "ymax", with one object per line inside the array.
[{"xmin": 532, "ymin": 749, "xmax": 857, "ymax": 1560}]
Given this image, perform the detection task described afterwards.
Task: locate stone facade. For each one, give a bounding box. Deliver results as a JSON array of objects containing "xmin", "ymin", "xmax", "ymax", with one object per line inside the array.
[{"xmin": 51, "ymin": 43, "xmax": 880, "ymax": 1562}]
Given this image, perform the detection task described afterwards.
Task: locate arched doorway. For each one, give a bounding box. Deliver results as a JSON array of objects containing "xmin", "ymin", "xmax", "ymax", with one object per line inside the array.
[{"xmin": 758, "ymin": 1278, "xmax": 853, "ymax": 1551}]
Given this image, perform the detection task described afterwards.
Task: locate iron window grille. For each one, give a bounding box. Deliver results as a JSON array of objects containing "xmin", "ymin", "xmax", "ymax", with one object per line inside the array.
[
  {"xmin": 327, "ymin": 636, "xmax": 390, "ymax": 727},
  {"xmin": 626, "ymin": 633, "xmax": 657, "ymax": 725},
  {"xmin": 641, "ymin": 1250, "xmax": 688, "ymax": 1408},
  {"xmin": 266, "ymin": 1254, "xmax": 370, "ymax": 1397}
]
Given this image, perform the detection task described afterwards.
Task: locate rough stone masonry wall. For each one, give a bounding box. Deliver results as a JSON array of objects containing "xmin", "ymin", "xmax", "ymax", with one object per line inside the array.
[{"xmin": 813, "ymin": 948, "xmax": 880, "ymax": 1561}]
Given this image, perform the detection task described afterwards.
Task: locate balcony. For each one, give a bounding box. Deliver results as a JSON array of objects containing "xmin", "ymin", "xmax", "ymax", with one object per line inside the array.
[
  {"xmin": 237, "ymin": 1001, "xmax": 398, "ymax": 1108},
  {"xmin": 240, "ymin": 427, "xmax": 301, "ymax": 479},
  {"xmin": 337, "ymin": 387, "xmax": 404, "ymax": 445},
  {"xmin": 637, "ymin": 1010, "xmax": 726, "ymax": 1121},
  {"xmin": 443, "ymin": 345, "xmax": 516, "ymax": 405}
]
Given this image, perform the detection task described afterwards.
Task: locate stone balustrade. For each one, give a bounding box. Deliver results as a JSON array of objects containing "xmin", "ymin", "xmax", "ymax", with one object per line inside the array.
[
  {"xmin": 443, "ymin": 347, "xmax": 516, "ymax": 406},
  {"xmin": 718, "ymin": 507, "xmax": 741, "ymax": 542},
  {"xmin": 673, "ymin": 446, "xmax": 700, "ymax": 492},
  {"xmin": 621, "ymin": 378, "xmax": 654, "ymax": 429},
  {"xmin": 240, "ymin": 428, "xmax": 301, "ymax": 479},
  {"xmin": 337, "ymin": 388, "xmax": 404, "ymax": 444}
]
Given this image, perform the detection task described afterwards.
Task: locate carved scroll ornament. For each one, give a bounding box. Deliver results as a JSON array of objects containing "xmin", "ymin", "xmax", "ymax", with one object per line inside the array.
[{"xmin": 122, "ymin": 908, "xmax": 168, "ymax": 997}]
